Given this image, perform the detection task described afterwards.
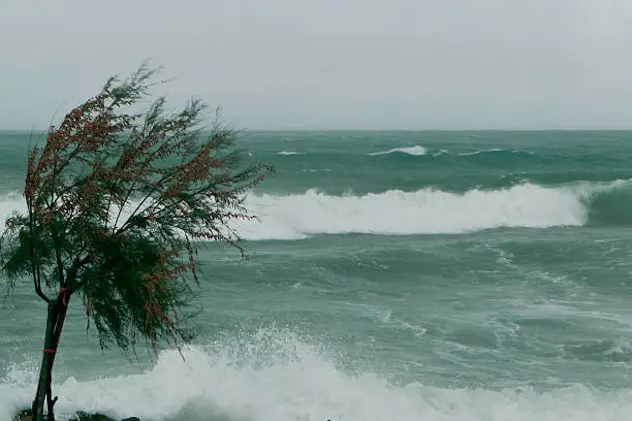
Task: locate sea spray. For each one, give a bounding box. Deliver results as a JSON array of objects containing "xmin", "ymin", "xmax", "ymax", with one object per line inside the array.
[{"xmin": 3, "ymin": 327, "xmax": 632, "ymax": 421}]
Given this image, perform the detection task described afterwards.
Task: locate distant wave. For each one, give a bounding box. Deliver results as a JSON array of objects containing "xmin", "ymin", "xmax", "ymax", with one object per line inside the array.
[
  {"xmin": 275, "ymin": 146, "xmax": 535, "ymax": 158},
  {"xmin": 2, "ymin": 180, "xmax": 630, "ymax": 241},
  {"xmin": 367, "ymin": 146, "xmax": 532, "ymax": 157},
  {"xmin": 432, "ymin": 149, "xmax": 450, "ymax": 157},
  {"xmin": 300, "ymin": 168, "xmax": 332, "ymax": 173},
  {"xmin": 457, "ymin": 148, "xmax": 535, "ymax": 156},
  {"xmin": 3, "ymin": 327, "xmax": 632, "ymax": 421},
  {"xmin": 458, "ymin": 148, "xmax": 503, "ymax": 156},
  {"xmin": 368, "ymin": 145, "xmax": 427, "ymax": 156}
]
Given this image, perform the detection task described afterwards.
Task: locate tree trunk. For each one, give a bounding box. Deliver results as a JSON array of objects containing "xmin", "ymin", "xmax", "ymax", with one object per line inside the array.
[{"xmin": 31, "ymin": 294, "xmax": 69, "ymax": 421}]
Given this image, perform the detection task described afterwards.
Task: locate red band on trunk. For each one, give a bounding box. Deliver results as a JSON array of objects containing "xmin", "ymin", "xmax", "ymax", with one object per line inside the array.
[
  {"xmin": 43, "ymin": 349, "xmax": 56, "ymax": 354},
  {"xmin": 58, "ymin": 287, "xmax": 70, "ymax": 306}
]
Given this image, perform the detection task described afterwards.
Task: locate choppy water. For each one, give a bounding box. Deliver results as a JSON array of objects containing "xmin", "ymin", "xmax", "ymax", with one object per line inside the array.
[{"xmin": 1, "ymin": 131, "xmax": 632, "ymax": 420}]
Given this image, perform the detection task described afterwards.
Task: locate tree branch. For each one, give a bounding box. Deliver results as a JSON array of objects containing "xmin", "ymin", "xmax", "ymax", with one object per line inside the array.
[
  {"xmin": 67, "ymin": 255, "xmax": 93, "ymax": 294},
  {"xmin": 27, "ymin": 199, "xmax": 49, "ymax": 304}
]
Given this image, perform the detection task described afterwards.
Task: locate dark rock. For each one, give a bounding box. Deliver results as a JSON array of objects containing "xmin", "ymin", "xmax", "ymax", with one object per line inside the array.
[
  {"xmin": 72, "ymin": 412, "xmax": 113, "ymax": 421},
  {"xmin": 13, "ymin": 409, "xmax": 139, "ymax": 421},
  {"xmin": 12, "ymin": 409, "xmax": 32, "ymax": 421},
  {"xmin": 72, "ymin": 412, "xmax": 127, "ymax": 421}
]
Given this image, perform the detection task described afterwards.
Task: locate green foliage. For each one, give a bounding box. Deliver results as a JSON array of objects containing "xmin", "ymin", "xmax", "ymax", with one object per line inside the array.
[{"xmin": 0, "ymin": 63, "xmax": 272, "ymax": 355}]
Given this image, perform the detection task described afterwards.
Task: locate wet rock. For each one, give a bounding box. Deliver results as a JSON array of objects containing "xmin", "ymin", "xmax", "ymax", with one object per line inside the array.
[
  {"xmin": 72, "ymin": 412, "xmax": 116, "ymax": 421},
  {"xmin": 12, "ymin": 409, "xmax": 140, "ymax": 421},
  {"xmin": 73, "ymin": 412, "xmax": 139, "ymax": 421},
  {"xmin": 12, "ymin": 409, "xmax": 32, "ymax": 421}
]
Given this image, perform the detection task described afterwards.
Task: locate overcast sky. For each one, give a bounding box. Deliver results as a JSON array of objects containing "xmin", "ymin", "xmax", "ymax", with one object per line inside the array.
[{"xmin": 2, "ymin": 0, "xmax": 632, "ymax": 130}]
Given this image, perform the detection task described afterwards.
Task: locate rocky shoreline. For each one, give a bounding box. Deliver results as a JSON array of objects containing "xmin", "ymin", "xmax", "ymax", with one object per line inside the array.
[{"xmin": 13, "ymin": 410, "xmax": 140, "ymax": 421}]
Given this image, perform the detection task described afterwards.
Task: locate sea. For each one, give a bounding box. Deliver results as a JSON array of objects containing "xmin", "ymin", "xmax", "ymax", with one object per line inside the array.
[{"xmin": 1, "ymin": 130, "xmax": 632, "ymax": 420}]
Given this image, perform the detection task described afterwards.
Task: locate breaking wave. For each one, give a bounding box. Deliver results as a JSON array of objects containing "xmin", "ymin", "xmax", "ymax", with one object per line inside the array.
[
  {"xmin": 277, "ymin": 151, "xmax": 305, "ymax": 156},
  {"xmin": 230, "ymin": 180, "xmax": 630, "ymax": 240},
  {"xmin": 368, "ymin": 145, "xmax": 427, "ymax": 156},
  {"xmin": 2, "ymin": 327, "xmax": 632, "ymax": 421},
  {"xmin": 2, "ymin": 180, "xmax": 630, "ymax": 241}
]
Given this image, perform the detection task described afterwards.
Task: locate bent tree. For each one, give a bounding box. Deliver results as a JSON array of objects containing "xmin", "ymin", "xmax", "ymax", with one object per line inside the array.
[{"xmin": 0, "ymin": 65, "xmax": 270, "ymax": 421}]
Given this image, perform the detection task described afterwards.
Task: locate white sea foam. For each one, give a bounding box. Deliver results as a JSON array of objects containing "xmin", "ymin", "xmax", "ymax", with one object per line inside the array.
[
  {"xmin": 1, "ymin": 180, "xmax": 626, "ymax": 242},
  {"xmin": 2, "ymin": 327, "xmax": 632, "ymax": 421},
  {"xmin": 432, "ymin": 149, "xmax": 449, "ymax": 157},
  {"xmin": 368, "ymin": 145, "xmax": 427, "ymax": 156},
  {"xmin": 457, "ymin": 148, "xmax": 535, "ymax": 156},
  {"xmin": 458, "ymin": 148, "xmax": 504, "ymax": 156},
  {"xmin": 230, "ymin": 182, "xmax": 608, "ymax": 240},
  {"xmin": 277, "ymin": 151, "xmax": 305, "ymax": 156}
]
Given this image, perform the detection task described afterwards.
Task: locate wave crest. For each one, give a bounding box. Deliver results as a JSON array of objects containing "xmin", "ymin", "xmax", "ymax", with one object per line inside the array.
[
  {"xmin": 232, "ymin": 182, "xmax": 607, "ymax": 240},
  {"xmin": 2, "ymin": 180, "xmax": 630, "ymax": 241},
  {"xmin": 368, "ymin": 145, "xmax": 427, "ymax": 156}
]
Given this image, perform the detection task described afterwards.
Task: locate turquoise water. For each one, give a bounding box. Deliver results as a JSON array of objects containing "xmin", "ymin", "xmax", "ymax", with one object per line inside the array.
[{"xmin": 1, "ymin": 131, "xmax": 632, "ymax": 420}]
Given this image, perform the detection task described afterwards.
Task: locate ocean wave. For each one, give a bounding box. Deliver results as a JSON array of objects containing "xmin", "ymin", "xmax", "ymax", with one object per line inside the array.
[
  {"xmin": 432, "ymin": 149, "xmax": 450, "ymax": 157},
  {"xmin": 277, "ymin": 151, "xmax": 305, "ymax": 156},
  {"xmin": 1, "ymin": 180, "xmax": 630, "ymax": 241},
  {"xmin": 458, "ymin": 148, "xmax": 504, "ymax": 156},
  {"xmin": 230, "ymin": 181, "xmax": 628, "ymax": 240},
  {"xmin": 563, "ymin": 338, "xmax": 632, "ymax": 363},
  {"xmin": 365, "ymin": 146, "xmax": 534, "ymax": 158},
  {"xmin": 450, "ymin": 148, "xmax": 536, "ymax": 158},
  {"xmin": 368, "ymin": 145, "xmax": 427, "ymax": 156},
  {"xmin": 2, "ymin": 327, "xmax": 632, "ymax": 421}
]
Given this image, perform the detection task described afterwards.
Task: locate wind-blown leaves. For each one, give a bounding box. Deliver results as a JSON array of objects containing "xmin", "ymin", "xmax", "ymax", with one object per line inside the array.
[{"xmin": 0, "ymin": 63, "xmax": 272, "ymax": 356}]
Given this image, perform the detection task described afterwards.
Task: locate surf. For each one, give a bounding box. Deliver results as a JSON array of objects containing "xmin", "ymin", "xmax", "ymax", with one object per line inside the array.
[
  {"xmin": 2, "ymin": 180, "xmax": 631, "ymax": 241},
  {"xmin": 2, "ymin": 327, "xmax": 632, "ymax": 421},
  {"xmin": 229, "ymin": 180, "xmax": 630, "ymax": 240}
]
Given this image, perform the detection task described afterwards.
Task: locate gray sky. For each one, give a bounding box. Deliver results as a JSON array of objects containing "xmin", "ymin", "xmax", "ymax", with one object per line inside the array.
[{"xmin": 2, "ymin": 0, "xmax": 632, "ymax": 130}]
